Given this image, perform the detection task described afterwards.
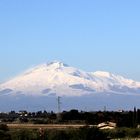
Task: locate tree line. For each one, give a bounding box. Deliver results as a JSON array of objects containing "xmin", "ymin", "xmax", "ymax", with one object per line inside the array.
[{"xmin": 0, "ymin": 108, "xmax": 140, "ymax": 127}]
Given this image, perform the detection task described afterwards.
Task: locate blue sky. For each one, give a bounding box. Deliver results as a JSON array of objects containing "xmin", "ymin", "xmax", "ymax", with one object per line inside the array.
[{"xmin": 0, "ymin": 0, "xmax": 140, "ymax": 82}]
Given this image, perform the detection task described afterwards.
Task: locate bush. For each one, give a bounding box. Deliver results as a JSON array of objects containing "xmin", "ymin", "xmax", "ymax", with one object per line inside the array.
[
  {"xmin": 77, "ymin": 126, "xmax": 107, "ymax": 140},
  {"xmin": 11, "ymin": 129, "xmax": 39, "ymax": 140},
  {"xmin": 0, "ymin": 130, "xmax": 11, "ymax": 140},
  {"xmin": 0, "ymin": 124, "xmax": 9, "ymax": 131},
  {"xmin": 104, "ymin": 128, "xmax": 140, "ymax": 139},
  {"xmin": 45, "ymin": 126, "xmax": 108, "ymax": 140},
  {"xmin": 47, "ymin": 130, "xmax": 69, "ymax": 140}
]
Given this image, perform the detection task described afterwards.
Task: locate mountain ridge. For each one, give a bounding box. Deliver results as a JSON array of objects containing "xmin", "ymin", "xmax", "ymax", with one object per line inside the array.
[{"xmin": 0, "ymin": 61, "xmax": 140, "ymax": 97}]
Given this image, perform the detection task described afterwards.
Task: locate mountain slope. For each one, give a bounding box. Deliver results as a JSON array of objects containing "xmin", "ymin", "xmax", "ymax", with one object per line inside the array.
[{"xmin": 0, "ymin": 61, "xmax": 140, "ymax": 97}]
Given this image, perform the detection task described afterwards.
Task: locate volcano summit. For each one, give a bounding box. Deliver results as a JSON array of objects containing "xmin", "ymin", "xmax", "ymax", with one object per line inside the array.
[{"xmin": 0, "ymin": 61, "xmax": 140, "ymax": 111}]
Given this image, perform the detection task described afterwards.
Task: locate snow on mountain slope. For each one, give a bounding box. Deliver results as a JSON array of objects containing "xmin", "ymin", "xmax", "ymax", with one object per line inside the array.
[{"xmin": 0, "ymin": 61, "xmax": 140, "ymax": 97}]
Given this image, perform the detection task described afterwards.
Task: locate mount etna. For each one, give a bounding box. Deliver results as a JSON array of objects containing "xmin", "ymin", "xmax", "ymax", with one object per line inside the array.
[{"xmin": 0, "ymin": 61, "xmax": 140, "ymax": 111}]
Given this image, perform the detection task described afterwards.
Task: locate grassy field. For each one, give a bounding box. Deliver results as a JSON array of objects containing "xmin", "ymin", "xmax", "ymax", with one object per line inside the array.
[{"xmin": 7, "ymin": 124, "xmax": 94, "ymax": 129}]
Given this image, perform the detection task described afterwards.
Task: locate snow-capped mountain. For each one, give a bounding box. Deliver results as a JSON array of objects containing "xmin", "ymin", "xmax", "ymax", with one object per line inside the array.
[{"xmin": 0, "ymin": 61, "xmax": 140, "ymax": 97}]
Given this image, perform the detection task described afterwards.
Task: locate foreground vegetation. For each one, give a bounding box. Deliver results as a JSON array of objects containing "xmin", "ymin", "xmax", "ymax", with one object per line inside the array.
[
  {"xmin": 0, "ymin": 108, "xmax": 140, "ymax": 139},
  {"xmin": 1, "ymin": 124, "xmax": 140, "ymax": 140},
  {"xmin": 0, "ymin": 108, "xmax": 139, "ymax": 128}
]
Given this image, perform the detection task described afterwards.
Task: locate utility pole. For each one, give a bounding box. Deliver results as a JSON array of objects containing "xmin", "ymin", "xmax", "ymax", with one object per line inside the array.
[
  {"xmin": 104, "ymin": 106, "xmax": 106, "ymax": 112},
  {"xmin": 57, "ymin": 96, "xmax": 61, "ymax": 114},
  {"xmin": 57, "ymin": 96, "xmax": 61, "ymax": 122}
]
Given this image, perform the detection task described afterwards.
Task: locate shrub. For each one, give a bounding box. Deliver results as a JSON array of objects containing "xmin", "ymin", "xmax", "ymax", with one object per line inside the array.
[
  {"xmin": 11, "ymin": 129, "xmax": 39, "ymax": 140},
  {"xmin": 0, "ymin": 124, "xmax": 9, "ymax": 131},
  {"xmin": 0, "ymin": 130, "xmax": 11, "ymax": 140}
]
